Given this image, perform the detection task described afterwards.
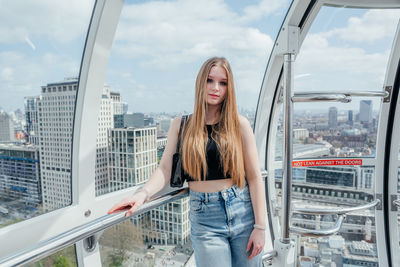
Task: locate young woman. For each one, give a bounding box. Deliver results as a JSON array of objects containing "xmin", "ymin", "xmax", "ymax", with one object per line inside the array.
[{"xmin": 108, "ymin": 57, "xmax": 266, "ymax": 267}]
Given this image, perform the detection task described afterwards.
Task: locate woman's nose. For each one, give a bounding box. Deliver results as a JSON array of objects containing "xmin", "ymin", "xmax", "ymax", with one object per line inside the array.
[{"xmin": 213, "ymin": 82, "xmax": 219, "ymax": 91}]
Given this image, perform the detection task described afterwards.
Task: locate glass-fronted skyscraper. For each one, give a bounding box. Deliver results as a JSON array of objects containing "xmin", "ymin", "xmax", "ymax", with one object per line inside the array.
[{"xmin": 0, "ymin": 144, "xmax": 41, "ymax": 207}]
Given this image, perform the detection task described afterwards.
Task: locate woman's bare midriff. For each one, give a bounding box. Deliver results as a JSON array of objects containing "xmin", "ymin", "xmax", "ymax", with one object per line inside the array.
[{"xmin": 188, "ymin": 178, "xmax": 235, "ymax": 193}]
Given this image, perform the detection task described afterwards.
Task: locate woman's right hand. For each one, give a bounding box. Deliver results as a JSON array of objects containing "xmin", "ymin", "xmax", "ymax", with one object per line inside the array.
[{"xmin": 107, "ymin": 190, "xmax": 148, "ymax": 217}]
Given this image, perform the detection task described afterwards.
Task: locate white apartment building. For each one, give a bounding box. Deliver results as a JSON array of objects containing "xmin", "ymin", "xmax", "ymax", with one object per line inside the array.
[
  {"xmin": 108, "ymin": 127, "xmax": 190, "ymax": 245},
  {"xmin": 149, "ymin": 198, "xmax": 190, "ymax": 246},
  {"xmin": 293, "ymin": 128, "xmax": 309, "ymax": 140},
  {"xmin": 96, "ymin": 86, "xmax": 114, "ymax": 196},
  {"xmin": 37, "ymin": 79, "xmax": 116, "ymax": 210},
  {"xmin": 150, "ymin": 137, "xmax": 190, "ymax": 246},
  {"xmin": 108, "ymin": 127, "xmax": 157, "ymax": 191},
  {"xmin": 156, "ymin": 138, "xmax": 167, "ymax": 148},
  {"xmin": 0, "ymin": 111, "xmax": 15, "ymax": 144}
]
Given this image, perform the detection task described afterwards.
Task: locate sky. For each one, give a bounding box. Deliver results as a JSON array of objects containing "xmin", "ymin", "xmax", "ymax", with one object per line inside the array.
[{"xmin": 0, "ymin": 0, "xmax": 399, "ymax": 114}]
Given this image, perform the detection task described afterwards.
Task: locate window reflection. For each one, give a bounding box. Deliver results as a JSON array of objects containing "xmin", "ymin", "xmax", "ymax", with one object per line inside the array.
[
  {"xmin": 25, "ymin": 245, "xmax": 77, "ymax": 267},
  {"xmin": 0, "ymin": 0, "xmax": 95, "ymax": 226}
]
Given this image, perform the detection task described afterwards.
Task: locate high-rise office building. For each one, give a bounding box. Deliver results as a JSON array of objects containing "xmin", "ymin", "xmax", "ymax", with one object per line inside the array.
[
  {"xmin": 108, "ymin": 127, "xmax": 157, "ymax": 191},
  {"xmin": 0, "ymin": 144, "xmax": 41, "ymax": 207},
  {"xmin": 360, "ymin": 100, "xmax": 373, "ymax": 123},
  {"xmin": 96, "ymin": 87, "xmax": 114, "ymax": 196},
  {"xmin": 0, "ymin": 111, "xmax": 15, "ymax": 144},
  {"xmin": 24, "ymin": 96, "xmax": 40, "ymax": 145},
  {"xmin": 328, "ymin": 107, "xmax": 338, "ymax": 129},
  {"xmin": 348, "ymin": 110, "xmax": 353, "ymax": 126},
  {"xmin": 110, "ymin": 91, "xmax": 128, "ymax": 115},
  {"xmin": 37, "ymin": 79, "xmax": 115, "ymax": 209},
  {"xmin": 37, "ymin": 79, "xmax": 78, "ymax": 210}
]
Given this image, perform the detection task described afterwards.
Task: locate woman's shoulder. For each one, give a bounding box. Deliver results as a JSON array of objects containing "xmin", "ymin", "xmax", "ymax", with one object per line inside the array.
[
  {"xmin": 238, "ymin": 115, "xmax": 253, "ymax": 140},
  {"xmin": 169, "ymin": 116, "xmax": 182, "ymax": 134},
  {"xmin": 171, "ymin": 114, "xmax": 191, "ymax": 131},
  {"xmin": 173, "ymin": 114, "xmax": 191, "ymax": 124},
  {"xmin": 238, "ymin": 115, "xmax": 251, "ymax": 129}
]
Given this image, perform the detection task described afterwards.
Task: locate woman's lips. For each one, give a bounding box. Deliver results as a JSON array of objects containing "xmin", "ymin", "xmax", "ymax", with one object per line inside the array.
[{"xmin": 209, "ymin": 94, "xmax": 219, "ymax": 98}]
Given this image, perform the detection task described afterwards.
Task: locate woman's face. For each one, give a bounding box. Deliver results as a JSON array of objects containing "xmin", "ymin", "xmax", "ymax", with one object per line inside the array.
[{"xmin": 206, "ymin": 65, "xmax": 227, "ymax": 107}]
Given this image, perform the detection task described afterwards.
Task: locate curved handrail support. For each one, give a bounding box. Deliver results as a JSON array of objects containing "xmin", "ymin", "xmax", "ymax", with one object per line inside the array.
[
  {"xmin": 262, "ymin": 250, "xmax": 277, "ymax": 264},
  {"xmin": 289, "ymin": 215, "xmax": 345, "ymax": 237},
  {"xmin": 292, "ymin": 199, "xmax": 380, "ymax": 215},
  {"xmin": 292, "ymin": 94, "xmax": 351, "ymax": 103},
  {"xmin": 294, "ymin": 91, "xmax": 389, "ymax": 98},
  {"xmin": 0, "ymin": 187, "xmax": 189, "ymax": 267}
]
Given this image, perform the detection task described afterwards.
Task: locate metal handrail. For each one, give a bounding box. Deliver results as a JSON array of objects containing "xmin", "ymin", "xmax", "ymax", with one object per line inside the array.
[
  {"xmin": 289, "ymin": 199, "xmax": 380, "ymax": 237},
  {"xmin": 294, "ymin": 90, "xmax": 389, "ymax": 97},
  {"xmin": 262, "ymin": 250, "xmax": 277, "ymax": 265},
  {"xmin": 292, "ymin": 199, "xmax": 380, "ymax": 215},
  {"xmin": 292, "ymin": 94, "xmax": 351, "ymax": 103},
  {"xmin": 0, "ymin": 188, "xmax": 189, "ymax": 267},
  {"xmin": 290, "ymin": 215, "xmax": 345, "ymax": 237}
]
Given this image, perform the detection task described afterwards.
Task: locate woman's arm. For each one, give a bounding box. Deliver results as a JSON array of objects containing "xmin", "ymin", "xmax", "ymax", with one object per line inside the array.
[
  {"xmin": 239, "ymin": 115, "xmax": 267, "ymax": 259},
  {"xmin": 108, "ymin": 116, "xmax": 182, "ymax": 217}
]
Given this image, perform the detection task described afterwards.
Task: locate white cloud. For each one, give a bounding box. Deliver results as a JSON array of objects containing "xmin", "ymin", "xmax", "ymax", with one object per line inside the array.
[
  {"xmin": 240, "ymin": 0, "xmax": 288, "ymax": 22},
  {"xmin": 293, "ymin": 9, "xmax": 398, "ymax": 111},
  {"xmin": 109, "ymin": 0, "xmax": 274, "ymax": 104},
  {"xmin": 295, "ymin": 33, "xmax": 390, "ymax": 97},
  {"xmin": 0, "ymin": 51, "xmax": 80, "ymax": 110},
  {"xmin": 0, "ymin": 0, "xmax": 94, "ymax": 111},
  {"xmin": 0, "ymin": 0, "xmax": 94, "ymax": 44},
  {"xmin": 298, "ymin": 34, "xmax": 389, "ymax": 77},
  {"xmin": 323, "ymin": 9, "xmax": 400, "ymax": 43},
  {"xmin": 295, "ymin": 8, "xmax": 399, "ymax": 92},
  {"xmin": 1, "ymin": 67, "xmax": 14, "ymax": 81},
  {"xmin": 114, "ymin": 0, "xmax": 273, "ymax": 63}
]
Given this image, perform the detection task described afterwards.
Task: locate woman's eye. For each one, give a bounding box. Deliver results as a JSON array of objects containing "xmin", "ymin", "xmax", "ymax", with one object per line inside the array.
[
  {"xmin": 220, "ymin": 81, "xmax": 227, "ymax": 86},
  {"xmin": 207, "ymin": 78, "xmax": 213, "ymax": 83}
]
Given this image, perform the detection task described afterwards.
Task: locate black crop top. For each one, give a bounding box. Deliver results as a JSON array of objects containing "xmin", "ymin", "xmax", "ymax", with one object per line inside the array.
[{"xmin": 185, "ymin": 123, "xmax": 231, "ymax": 182}]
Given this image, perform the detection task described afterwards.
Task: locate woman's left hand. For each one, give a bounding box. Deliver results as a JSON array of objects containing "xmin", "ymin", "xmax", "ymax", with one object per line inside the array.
[{"xmin": 247, "ymin": 228, "xmax": 265, "ymax": 260}]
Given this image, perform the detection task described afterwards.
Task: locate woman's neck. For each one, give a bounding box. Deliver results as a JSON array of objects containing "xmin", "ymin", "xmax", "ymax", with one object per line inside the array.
[{"xmin": 205, "ymin": 105, "xmax": 221, "ymax": 125}]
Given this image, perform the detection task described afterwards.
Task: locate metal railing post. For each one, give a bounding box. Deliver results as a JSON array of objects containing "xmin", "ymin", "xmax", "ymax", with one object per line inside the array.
[{"xmin": 281, "ymin": 53, "xmax": 295, "ymax": 243}]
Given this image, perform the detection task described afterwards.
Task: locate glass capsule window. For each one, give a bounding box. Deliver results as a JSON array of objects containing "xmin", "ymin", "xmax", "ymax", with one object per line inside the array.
[
  {"xmin": 0, "ymin": 0, "xmax": 95, "ymax": 226},
  {"xmin": 96, "ymin": 0, "xmax": 292, "ymax": 265},
  {"xmin": 269, "ymin": 5, "xmax": 400, "ymax": 267}
]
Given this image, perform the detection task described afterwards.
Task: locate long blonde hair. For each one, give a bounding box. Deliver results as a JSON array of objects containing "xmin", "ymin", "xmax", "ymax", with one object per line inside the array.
[{"xmin": 181, "ymin": 57, "xmax": 246, "ymax": 188}]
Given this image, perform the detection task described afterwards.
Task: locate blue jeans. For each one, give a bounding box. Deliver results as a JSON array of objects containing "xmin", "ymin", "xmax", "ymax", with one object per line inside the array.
[{"xmin": 189, "ymin": 184, "xmax": 262, "ymax": 267}]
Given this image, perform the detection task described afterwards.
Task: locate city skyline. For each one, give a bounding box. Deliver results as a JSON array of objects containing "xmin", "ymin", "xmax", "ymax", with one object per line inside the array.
[{"xmin": 0, "ymin": 75, "xmax": 389, "ymax": 267}]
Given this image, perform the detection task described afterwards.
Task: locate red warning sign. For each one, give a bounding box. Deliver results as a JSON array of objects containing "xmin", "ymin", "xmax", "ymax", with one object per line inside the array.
[{"xmin": 292, "ymin": 159, "xmax": 362, "ymax": 167}]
